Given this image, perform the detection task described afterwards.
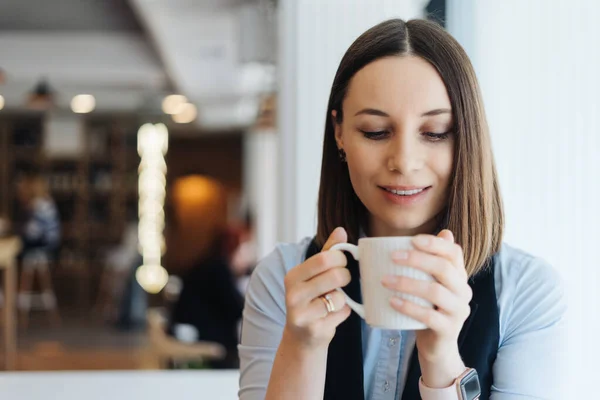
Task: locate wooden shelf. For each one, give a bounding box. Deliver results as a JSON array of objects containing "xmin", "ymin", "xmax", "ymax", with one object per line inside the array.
[
  {"xmin": 51, "ymin": 190, "xmax": 78, "ymax": 199},
  {"xmin": 88, "ymin": 222, "xmax": 121, "ymax": 243},
  {"xmin": 61, "ymin": 223, "xmax": 86, "ymax": 241},
  {"xmin": 90, "ymin": 190, "xmax": 113, "ymax": 197},
  {"xmin": 0, "ymin": 113, "xmax": 143, "ymax": 320},
  {"xmin": 89, "ymin": 157, "xmax": 112, "ymax": 165},
  {"xmin": 47, "ymin": 156, "xmax": 80, "ymax": 162},
  {"xmin": 1, "ymin": 114, "xmax": 140, "ymax": 286},
  {"xmin": 12, "ymin": 148, "xmax": 42, "ymax": 162}
]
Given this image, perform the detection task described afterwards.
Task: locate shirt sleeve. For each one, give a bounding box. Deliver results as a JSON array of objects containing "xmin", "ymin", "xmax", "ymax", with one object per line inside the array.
[
  {"xmin": 238, "ymin": 243, "xmax": 298, "ymax": 400},
  {"xmin": 491, "ymin": 253, "xmax": 568, "ymax": 399}
]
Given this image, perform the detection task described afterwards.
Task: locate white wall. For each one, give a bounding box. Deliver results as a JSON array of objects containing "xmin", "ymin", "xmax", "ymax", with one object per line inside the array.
[
  {"xmin": 448, "ymin": 0, "xmax": 599, "ymax": 396},
  {"xmin": 277, "ymin": 0, "xmax": 428, "ymax": 243},
  {"xmin": 243, "ymin": 129, "xmax": 278, "ymax": 259}
]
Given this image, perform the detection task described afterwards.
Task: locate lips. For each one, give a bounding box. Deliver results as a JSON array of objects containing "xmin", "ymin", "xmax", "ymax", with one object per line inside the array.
[
  {"xmin": 379, "ymin": 185, "xmax": 432, "ymax": 205},
  {"xmin": 380, "ymin": 185, "xmax": 431, "ymax": 195},
  {"xmin": 382, "ymin": 187, "xmax": 426, "ymax": 196}
]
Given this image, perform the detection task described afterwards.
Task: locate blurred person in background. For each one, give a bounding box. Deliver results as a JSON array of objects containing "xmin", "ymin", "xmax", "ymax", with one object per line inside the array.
[
  {"xmin": 15, "ymin": 169, "xmax": 61, "ymax": 261},
  {"xmin": 226, "ymin": 209, "xmax": 257, "ymax": 295},
  {"xmin": 165, "ymin": 175, "xmax": 244, "ymax": 369}
]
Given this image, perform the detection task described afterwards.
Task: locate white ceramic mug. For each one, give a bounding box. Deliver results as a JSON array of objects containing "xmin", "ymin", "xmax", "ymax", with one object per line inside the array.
[{"xmin": 330, "ymin": 237, "xmax": 434, "ymax": 330}]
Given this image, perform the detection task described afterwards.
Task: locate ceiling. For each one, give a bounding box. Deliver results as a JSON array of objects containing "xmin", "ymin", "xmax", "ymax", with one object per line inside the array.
[
  {"xmin": 0, "ymin": 0, "xmax": 144, "ymax": 32},
  {"xmin": 0, "ymin": 0, "xmax": 276, "ymax": 129}
]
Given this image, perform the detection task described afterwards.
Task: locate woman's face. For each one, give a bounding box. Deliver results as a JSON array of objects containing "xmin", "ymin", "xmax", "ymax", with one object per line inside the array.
[{"xmin": 334, "ymin": 55, "xmax": 454, "ymax": 237}]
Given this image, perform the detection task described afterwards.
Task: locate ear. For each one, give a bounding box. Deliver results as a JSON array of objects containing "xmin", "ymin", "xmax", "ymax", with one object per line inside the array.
[{"xmin": 331, "ymin": 110, "xmax": 343, "ymax": 149}]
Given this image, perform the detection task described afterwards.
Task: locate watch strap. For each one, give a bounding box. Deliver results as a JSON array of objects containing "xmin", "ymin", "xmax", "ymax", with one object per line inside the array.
[{"xmin": 418, "ymin": 368, "xmax": 480, "ymax": 400}]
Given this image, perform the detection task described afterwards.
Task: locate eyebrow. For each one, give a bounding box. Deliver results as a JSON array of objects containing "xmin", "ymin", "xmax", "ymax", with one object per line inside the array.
[
  {"xmin": 353, "ymin": 108, "xmax": 452, "ymax": 118},
  {"xmin": 421, "ymin": 108, "xmax": 452, "ymax": 117},
  {"xmin": 354, "ymin": 108, "xmax": 389, "ymax": 117}
]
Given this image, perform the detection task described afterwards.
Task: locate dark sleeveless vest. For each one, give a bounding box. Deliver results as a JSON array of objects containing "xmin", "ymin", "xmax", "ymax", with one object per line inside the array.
[{"xmin": 304, "ymin": 238, "xmax": 500, "ymax": 400}]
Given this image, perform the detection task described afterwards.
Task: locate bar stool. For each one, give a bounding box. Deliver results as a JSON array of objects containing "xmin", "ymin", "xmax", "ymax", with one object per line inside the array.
[{"xmin": 18, "ymin": 249, "xmax": 61, "ymax": 328}]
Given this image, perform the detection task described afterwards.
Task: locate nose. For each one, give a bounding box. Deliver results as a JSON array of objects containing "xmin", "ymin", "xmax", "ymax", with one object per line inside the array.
[{"xmin": 386, "ymin": 131, "xmax": 424, "ymax": 174}]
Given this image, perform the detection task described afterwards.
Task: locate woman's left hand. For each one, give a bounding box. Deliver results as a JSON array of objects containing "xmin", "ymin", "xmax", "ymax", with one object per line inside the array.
[{"xmin": 381, "ymin": 229, "xmax": 472, "ymax": 387}]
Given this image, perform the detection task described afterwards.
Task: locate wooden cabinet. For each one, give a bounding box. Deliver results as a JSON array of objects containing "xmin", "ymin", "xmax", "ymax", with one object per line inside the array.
[{"xmin": 0, "ymin": 113, "xmax": 140, "ymax": 313}]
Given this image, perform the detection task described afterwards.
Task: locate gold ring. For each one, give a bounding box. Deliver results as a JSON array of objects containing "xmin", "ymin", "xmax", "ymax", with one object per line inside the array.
[
  {"xmin": 320, "ymin": 296, "xmax": 332, "ymax": 315},
  {"xmin": 325, "ymin": 294, "xmax": 336, "ymax": 313},
  {"xmin": 322, "ymin": 294, "xmax": 335, "ymax": 313}
]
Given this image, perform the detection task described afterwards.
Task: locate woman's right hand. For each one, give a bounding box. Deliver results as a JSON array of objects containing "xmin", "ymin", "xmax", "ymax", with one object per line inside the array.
[{"xmin": 282, "ymin": 227, "xmax": 352, "ymax": 349}]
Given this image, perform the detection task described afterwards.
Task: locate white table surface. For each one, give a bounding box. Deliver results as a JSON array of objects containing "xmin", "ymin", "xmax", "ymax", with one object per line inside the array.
[{"xmin": 0, "ymin": 370, "xmax": 240, "ymax": 400}]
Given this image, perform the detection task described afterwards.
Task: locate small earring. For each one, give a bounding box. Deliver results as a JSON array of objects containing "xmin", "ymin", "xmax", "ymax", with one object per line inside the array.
[{"xmin": 338, "ymin": 148, "xmax": 347, "ymax": 162}]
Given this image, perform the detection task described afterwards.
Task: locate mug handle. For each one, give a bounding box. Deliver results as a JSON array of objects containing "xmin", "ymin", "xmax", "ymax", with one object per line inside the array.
[{"xmin": 329, "ymin": 243, "xmax": 365, "ymax": 319}]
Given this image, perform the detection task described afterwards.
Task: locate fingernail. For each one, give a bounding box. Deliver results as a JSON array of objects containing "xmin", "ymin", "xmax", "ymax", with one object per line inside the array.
[
  {"xmin": 392, "ymin": 250, "xmax": 408, "ymax": 260},
  {"xmin": 412, "ymin": 236, "xmax": 430, "ymax": 246},
  {"xmin": 390, "ymin": 297, "xmax": 403, "ymax": 307},
  {"xmin": 381, "ymin": 275, "xmax": 398, "ymax": 286}
]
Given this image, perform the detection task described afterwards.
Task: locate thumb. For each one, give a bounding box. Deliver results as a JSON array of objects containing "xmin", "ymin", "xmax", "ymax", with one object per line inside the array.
[
  {"xmin": 437, "ymin": 229, "xmax": 455, "ymax": 243},
  {"xmin": 322, "ymin": 227, "xmax": 348, "ymax": 251}
]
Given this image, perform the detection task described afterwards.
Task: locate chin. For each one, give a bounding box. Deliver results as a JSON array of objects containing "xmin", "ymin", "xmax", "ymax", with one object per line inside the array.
[
  {"xmin": 362, "ymin": 192, "xmax": 444, "ymax": 236},
  {"xmin": 376, "ymin": 213, "xmax": 433, "ymax": 236}
]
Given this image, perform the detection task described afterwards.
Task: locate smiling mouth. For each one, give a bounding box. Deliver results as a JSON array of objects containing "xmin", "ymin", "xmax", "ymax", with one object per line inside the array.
[{"xmin": 381, "ymin": 186, "xmax": 431, "ymax": 196}]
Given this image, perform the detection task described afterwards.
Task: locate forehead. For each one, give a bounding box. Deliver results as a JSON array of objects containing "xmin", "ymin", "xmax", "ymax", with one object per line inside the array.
[{"xmin": 344, "ymin": 55, "xmax": 451, "ymax": 115}]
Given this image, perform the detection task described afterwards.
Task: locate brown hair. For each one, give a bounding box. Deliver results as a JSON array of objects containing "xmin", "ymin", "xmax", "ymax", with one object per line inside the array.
[{"xmin": 316, "ymin": 19, "xmax": 504, "ymax": 277}]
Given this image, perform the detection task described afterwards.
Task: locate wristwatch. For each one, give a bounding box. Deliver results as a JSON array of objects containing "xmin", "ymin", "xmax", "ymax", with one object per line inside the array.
[
  {"xmin": 456, "ymin": 368, "xmax": 480, "ymax": 400},
  {"xmin": 418, "ymin": 368, "xmax": 481, "ymax": 400}
]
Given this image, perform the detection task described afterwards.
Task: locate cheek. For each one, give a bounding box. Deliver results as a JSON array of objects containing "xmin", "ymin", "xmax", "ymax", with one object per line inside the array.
[
  {"xmin": 345, "ymin": 143, "xmax": 380, "ymax": 186},
  {"xmin": 345, "ymin": 154, "xmax": 380, "ymax": 207},
  {"xmin": 430, "ymin": 145, "xmax": 454, "ymax": 185},
  {"xmin": 346, "ymin": 161, "xmax": 371, "ymax": 192}
]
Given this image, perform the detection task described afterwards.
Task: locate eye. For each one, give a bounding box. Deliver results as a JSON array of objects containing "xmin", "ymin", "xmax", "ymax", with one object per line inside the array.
[
  {"xmin": 360, "ymin": 130, "xmax": 389, "ymax": 140},
  {"xmin": 423, "ymin": 131, "xmax": 451, "ymax": 142}
]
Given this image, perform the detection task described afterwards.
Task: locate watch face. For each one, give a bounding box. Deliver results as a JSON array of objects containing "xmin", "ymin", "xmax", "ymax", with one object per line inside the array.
[{"xmin": 461, "ymin": 370, "xmax": 481, "ymax": 400}]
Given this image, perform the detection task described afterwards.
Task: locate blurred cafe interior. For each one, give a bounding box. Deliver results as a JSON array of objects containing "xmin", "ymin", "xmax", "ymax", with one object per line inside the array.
[
  {"xmin": 0, "ymin": 0, "xmax": 598, "ymax": 399},
  {"xmin": 0, "ymin": 0, "xmax": 277, "ymax": 375}
]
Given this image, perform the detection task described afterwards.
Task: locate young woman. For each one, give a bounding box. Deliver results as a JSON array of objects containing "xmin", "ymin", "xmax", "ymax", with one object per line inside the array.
[{"xmin": 238, "ymin": 19, "xmax": 566, "ymax": 400}]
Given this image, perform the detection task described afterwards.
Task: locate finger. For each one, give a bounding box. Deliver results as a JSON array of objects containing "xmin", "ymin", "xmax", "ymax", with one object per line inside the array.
[
  {"xmin": 297, "ymin": 290, "xmax": 347, "ymax": 323},
  {"xmin": 382, "ymin": 275, "xmax": 462, "ymax": 314},
  {"xmin": 299, "ymin": 266, "xmax": 351, "ymax": 301},
  {"xmin": 296, "ymin": 301, "xmax": 351, "ymax": 338},
  {"xmin": 287, "ymin": 250, "xmax": 348, "ymax": 283},
  {"xmin": 411, "ymin": 233, "xmax": 465, "ymax": 272},
  {"xmin": 322, "ymin": 304, "xmax": 352, "ymax": 327},
  {"xmin": 289, "ymin": 226, "xmax": 348, "ymax": 283},
  {"xmin": 389, "ymin": 297, "xmax": 453, "ymax": 332},
  {"xmin": 322, "ymin": 227, "xmax": 348, "ymax": 251},
  {"xmin": 437, "ymin": 229, "xmax": 454, "ymax": 243},
  {"xmin": 391, "ymin": 249, "xmax": 465, "ymax": 295}
]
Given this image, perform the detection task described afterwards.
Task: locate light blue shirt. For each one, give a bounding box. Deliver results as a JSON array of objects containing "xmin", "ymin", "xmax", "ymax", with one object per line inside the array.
[{"xmin": 238, "ymin": 238, "xmax": 567, "ymax": 399}]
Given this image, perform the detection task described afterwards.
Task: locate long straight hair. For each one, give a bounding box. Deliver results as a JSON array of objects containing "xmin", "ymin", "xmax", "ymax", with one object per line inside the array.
[{"xmin": 316, "ymin": 19, "xmax": 504, "ymax": 277}]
